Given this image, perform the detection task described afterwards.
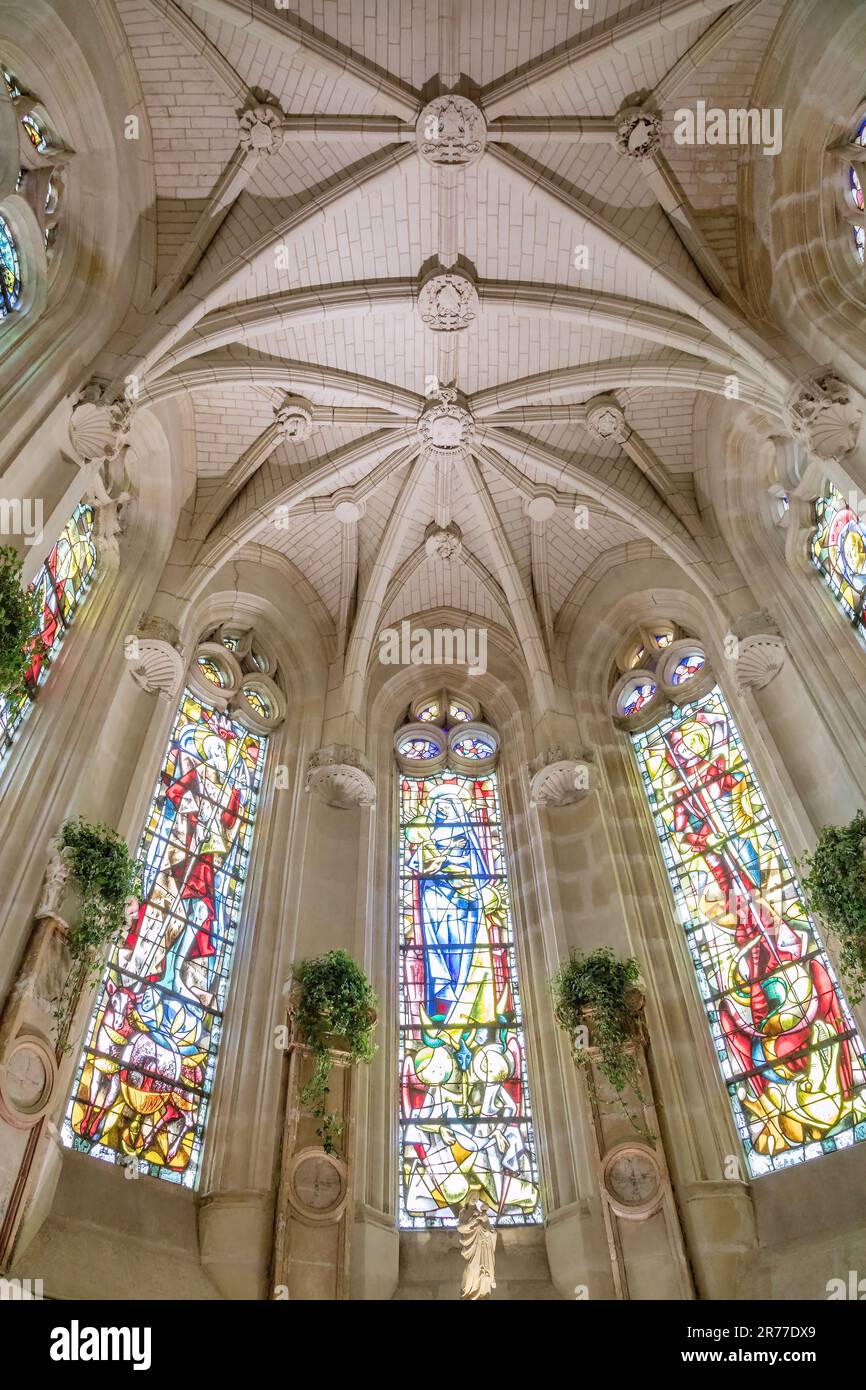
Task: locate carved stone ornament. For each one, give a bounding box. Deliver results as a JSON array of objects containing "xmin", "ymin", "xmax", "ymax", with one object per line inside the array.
[
  {"xmin": 784, "ymin": 373, "xmax": 863, "ymax": 463},
  {"xmin": 125, "ymin": 634, "xmax": 185, "ymax": 702},
  {"xmin": 458, "ymin": 1197, "xmax": 497, "ymax": 1300},
  {"xmin": 614, "ymin": 106, "xmax": 662, "ymax": 160},
  {"xmin": 417, "ymin": 388, "xmax": 474, "ymax": 459},
  {"xmin": 584, "ymin": 393, "xmax": 631, "ymax": 445},
  {"xmin": 273, "ymin": 396, "xmax": 314, "ymax": 443},
  {"xmin": 305, "ymin": 745, "xmax": 376, "ymax": 809},
  {"xmin": 417, "ymin": 270, "xmax": 479, "ymax": 331},
  {"xmin": 83, "ymin": 465, "xmax": 133, "ymax": 574},
  {"xmin": 239, "ymin": 104, "xmax": 285, "ymax": 156},
  {"xmin": 35, "ymin": 838, "xmax": 70, "ymax": 919},
  {"xmin": 69, "ymin": 384, "xmax": 134, "ymax": 466},
  {"xmin": 528, "ymin": 747, "xmax": 594, "ymax": 807},
  {"xmin": 416, "ymin": 96, "xmax": 486, "ymax": 167},
  {"xmin": 732, "ymin": 610, "xmax": 787, "ymax": 693},
  {"xmin": 424, "ymin": 522, "xmax": 463, "ymax": 561}
]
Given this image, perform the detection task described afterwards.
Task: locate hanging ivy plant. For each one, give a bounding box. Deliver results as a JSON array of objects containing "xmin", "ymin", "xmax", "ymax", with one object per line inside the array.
[
  {"xmin": 551, "ymin": 946, "xmax": 650, "ymax": 1138},
  {"xmin": 53, "ymin": 817, "xmax": 140, "ymax": 1048},
  {"xmin": 291, "ymin": 949, "xmax": 377, "ymax": 1155},
  {"xmin": 0, "ymin": 544, "xmax": 41, "ymax": 697},
  {"xmin": 800, "ymin": 810, "xmax": 866, "ymax": 1003}
]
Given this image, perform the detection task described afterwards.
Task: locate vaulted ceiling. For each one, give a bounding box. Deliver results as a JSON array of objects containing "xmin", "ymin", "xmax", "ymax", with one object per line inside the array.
[{"xmin": 109, "ymin": 0, "xmax": 790, "ymax": 659}]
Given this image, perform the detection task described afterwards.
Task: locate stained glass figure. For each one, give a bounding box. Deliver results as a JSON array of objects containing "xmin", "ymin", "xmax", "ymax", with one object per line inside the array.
[
  {"xmin": 63, "ymin": 691, "xmax": 267, "ymax": 1185},
  {"xmin": 0, "ymin": 503, "xmax": 97, "ymax": 763},
  {"xmin": 398, "ymin": 735, "xmax": 440, "ymax": 760},
  {"xmin": 399, "ymin": 769, "xmax": 541, "ymax": 1225},
  {"xmin": 671, "ymin": 652, "xmax": 705, "ymax": 685},
  {"xmin": 632, "ymin": 686, "xmax": 866, "ymax": 1175},
  {"xmin": 451, "ymin": 734, "xmax": 495, "ymax": 760},
  {"xmin": 810, "ymin": 483, "xmax": 866, "ymax": 630},
  {"xmin": 0, "ymin": 213, "xmax": 22, "ymax": 317},
  {"xmin": 195, "ymin": 655, "xmax": 226, "ymax": 688},
  {"xmin": 617, "ymin": 675, "xmax": 656, "ymax": 717}
]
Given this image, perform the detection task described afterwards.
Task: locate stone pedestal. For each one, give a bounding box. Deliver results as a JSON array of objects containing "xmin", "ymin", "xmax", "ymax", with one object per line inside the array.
[
  {"xmin": 272, "ymin": 1037, "xmax": 357, "ymax": 1300},
  {"xmin": 0, "ymin": 894, "xmax": 83, "ymax": 1266},
  {"xmin": 575, "ymin": 1001, "xmax": 694, "ymax": 1300}
]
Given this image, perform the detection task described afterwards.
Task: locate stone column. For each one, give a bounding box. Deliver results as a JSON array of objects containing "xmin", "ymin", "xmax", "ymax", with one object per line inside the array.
[
  {"xmin": 271, "ymin": 1018, "xmax": 356, "ymax": 1301},
  {"xmin": 571, "ymin": 993, "xmax": 693, "ymax": 1300}
]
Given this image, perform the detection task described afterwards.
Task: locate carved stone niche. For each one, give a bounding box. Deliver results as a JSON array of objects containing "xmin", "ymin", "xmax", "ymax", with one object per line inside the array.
[
  {"xmin": 731, "ymin": 610, "xmax": 787, "ymax": 694},
  {"xmin": 272, "ymin": 996, "xmax": 355, "ymax": 1300},
  {"xmin": 124, "ymin": 616, "xmax": 185, "ymax": 701},
  {"xmin": 528, "ymin": 747, "xmax": 594, "ymax": 807},
  {"xmin": 574, "ymin": 991, "xmax": 694, "ymax": 1299},
  {"xmin": 305, "ymin": 745, "xmax": 376, "ymax": 809},
  {"xmin": 784, "ymin": 373, "xmax": 863, "ymax": 464},
  {"xmin": 415, "ymin": 95, "xmax": 486, "ymax": 167}
]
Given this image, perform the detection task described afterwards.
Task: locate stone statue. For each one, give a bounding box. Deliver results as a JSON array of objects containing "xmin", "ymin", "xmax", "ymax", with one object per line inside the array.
[
  {"xmin": 458, "ymin": 1198, "xmax": 497, "ymax": 1300},
  {"xmin": 36, "ymin": 839, "xmax": 70, "ymax": 919}
]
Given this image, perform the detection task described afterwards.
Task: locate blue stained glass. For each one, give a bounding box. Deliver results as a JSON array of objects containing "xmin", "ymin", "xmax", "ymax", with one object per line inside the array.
[{"xmin": 398, "ymin": 769, "xmax": 541, "ymax": 1227}]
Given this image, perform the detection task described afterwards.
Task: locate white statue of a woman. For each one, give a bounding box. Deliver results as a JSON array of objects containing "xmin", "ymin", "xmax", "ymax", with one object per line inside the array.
[{"xmin": 458, "ymin": 1197, "xmax": 497, "ymax": 1300}]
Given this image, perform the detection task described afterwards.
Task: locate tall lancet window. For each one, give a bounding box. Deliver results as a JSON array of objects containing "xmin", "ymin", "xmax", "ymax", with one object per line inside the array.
[
  {"xmin": 62, "ymin": 628, "xmax": 285, "ymax": 1186},
  {"xmin": 395, "ymin": 692, "xmax": 541, "ymax": 1227},
  {"xmin": 0, "ymin": 502, "xmax": 97, "ymax": 765},
  {"xmin": 613, "ymin": 626, "xmax": 866, "ymax": 1177},
  {"xmin": 810, "ymin": 483, "xmax": 866, "ymax": 638}
]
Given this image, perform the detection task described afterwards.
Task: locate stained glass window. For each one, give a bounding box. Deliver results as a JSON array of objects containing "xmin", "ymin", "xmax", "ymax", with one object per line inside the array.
[
  {"xmin": 851, "ymin": 119, "xmax": 866, "ymax": 262},
  {"xmin": 617, "ymin": 675, "xmax": 656, "ymax": 716},
  {"xmin": 243, "ymin": 686, "xmax": 270, "ymax": 718},
  {"xmin": 0, "ymin": 503, "xmax": 97, "ymax": 763},
  {"xmin": 417, "ymin": 701, "xmax": 440, "ymax": 722},
  {"xmin": 448, "ymin": 702, "xmax": 472, "ymax": 723},
  {"xmin": 195, "ymin": 655, "xmax": 226, "ymax": 688},
  {"xmin": 399, "ymin": 767, "xmax": 541, "ymax": 1225},
  {"xmin": 451, "ymin": 733, "xmax": 495, "ymax": 760},
  {"xmin": 398, "ymin": 735, "xmax": 440, "ymax": 760},
  {"xmin": 62, "ymin": 690, "xmax": 267, "ymax": 1186},
  {"xmin": 632, "ymin": 685, "xmax": 866, "ymax": 1176},
  {"xmin": 21, "ymin": 111, "xmax": 48, "ymax": 153},
  {"xmin": 671, "ymin": 651, "xmax": 705, "ymax": 685},
  {"xmin": 0, "ymin": 213, "xmax": 22, "ymax": 317},
  {"xmin": 810, "ymin": 483, "xmax": 866, "ymax": 632}
]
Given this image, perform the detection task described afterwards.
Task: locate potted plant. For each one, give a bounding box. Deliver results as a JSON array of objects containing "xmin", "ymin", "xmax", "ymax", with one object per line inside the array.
[
  {"xmin": 0, "ymin": 544, "xmax": 41, "ymax": 698},
  {"xmin": 52, "ymin": 816, "xmax": 140, "ymax": 1047},
  {"xmin": 290, "ymin": 949, "xmax": 377, "ymax": 1154},
  {"xmin": 800, "ymin": 810, "xmax": 866, "ymax": 1003},
  {"xmin": 551, "ymin": 946, "xmax": 650, "ymax": 1137}
]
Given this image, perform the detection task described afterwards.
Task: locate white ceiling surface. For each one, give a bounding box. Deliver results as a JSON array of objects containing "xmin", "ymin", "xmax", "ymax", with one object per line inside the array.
[{"xmin": 122, "ymin": 0, "xmax": 782, "ymax": 644}]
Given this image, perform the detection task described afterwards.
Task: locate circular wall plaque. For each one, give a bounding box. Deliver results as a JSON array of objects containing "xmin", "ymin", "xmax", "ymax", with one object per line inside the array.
[
  {"xmin": 601, "ymin": 1144, "xmax": 663, "ymax": 1220},
  {"xmin": 288, "ymin": 1148, "xmax": 348, "ymax": 1221}
]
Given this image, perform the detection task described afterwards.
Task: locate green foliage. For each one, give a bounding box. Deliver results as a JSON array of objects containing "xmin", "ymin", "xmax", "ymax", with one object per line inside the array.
[
  {"xmin": 54, "ymin": 818, "xmax": 140, "ymax": 1047},
  {"xmin": 292, "ymin": 949, "xmax": 377, "ymax": 1155},
  {"xmin": 800, "ymin": 811, "xmax": 866, "ymax": 1003},
  {"xmin": 551, "ymin": 946, "xmax": 649, "ymax": 1137},
  {"xmin": 0, "ymin": 545, "xmax": 40, "ymax": 697}
]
